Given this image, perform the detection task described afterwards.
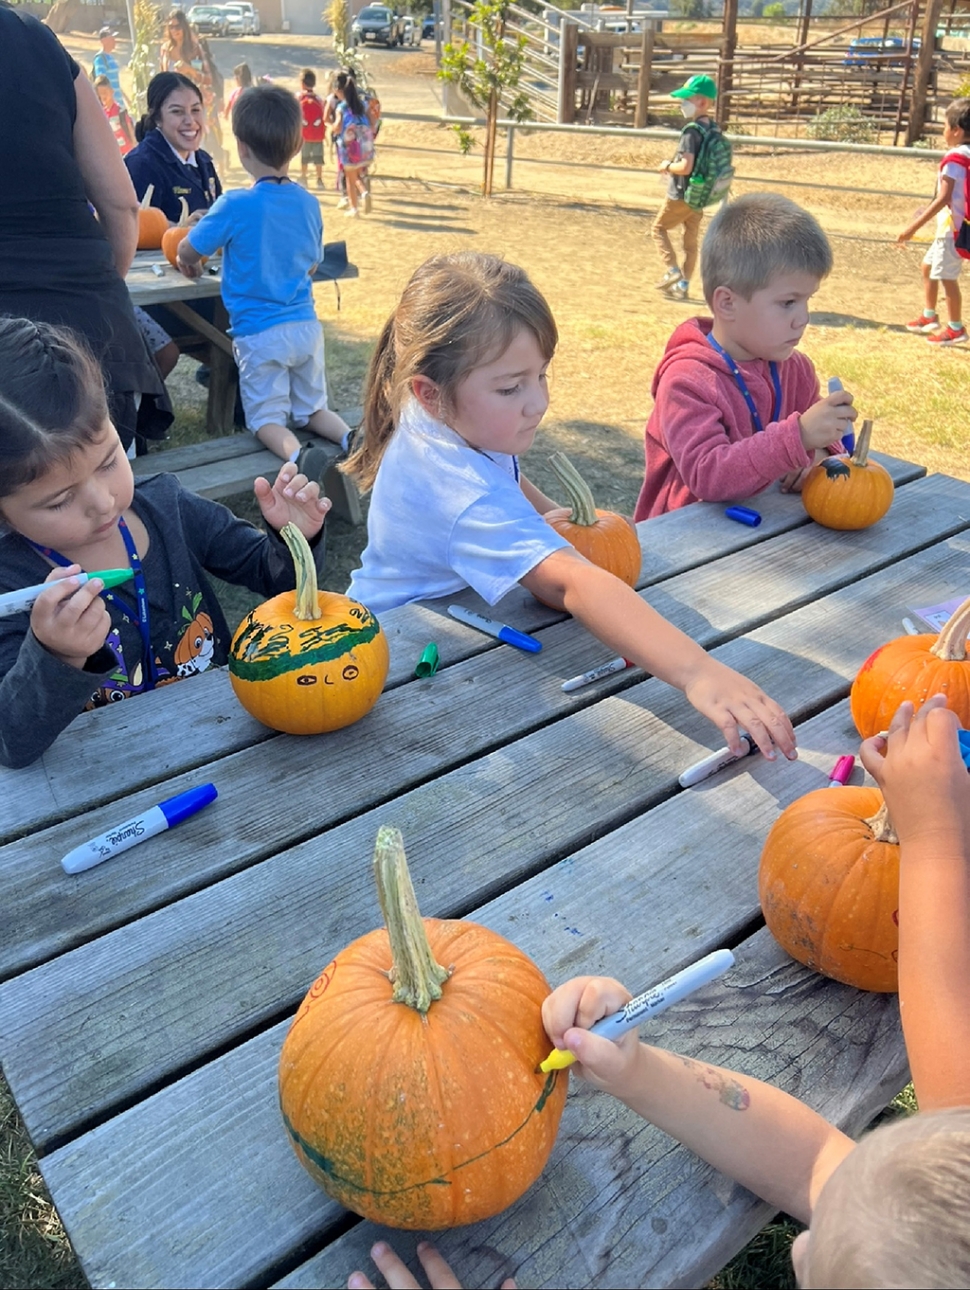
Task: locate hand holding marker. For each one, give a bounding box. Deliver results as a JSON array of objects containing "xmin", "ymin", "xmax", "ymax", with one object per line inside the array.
[
  {"xmin": 829, "ymin": 377, "xmax": 854, "ymax": 454},
  {"xmin": 0, "ymin": 569, "xmax": 133, "ymax": 619}
]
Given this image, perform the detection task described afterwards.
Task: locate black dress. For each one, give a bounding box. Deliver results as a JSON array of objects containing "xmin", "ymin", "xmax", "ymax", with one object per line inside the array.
[{"xmin": 0, "ymin": 6, "xmax": 172, "ymax": 448}]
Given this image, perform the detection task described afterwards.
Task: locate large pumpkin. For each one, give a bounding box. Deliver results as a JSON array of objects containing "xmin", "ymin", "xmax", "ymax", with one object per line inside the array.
[
  {"xmin": 136, "ymin": 185, "xmax": 169, "ymax": 250},
  {"xmin": 850, "ymin": 593, "xmax": 970, "ymax": 737},
  {"xmin": 278, "ymin": 826, "xmax": 568, "ymax": 1229},
  {"xmin": 228, "ymin": 523, "xmax": 388, "ymax": 734},
  {"xmin": 544, "ymin": 452, "xmax": 642, "ymax": 587},
  {"xmin": 801, "ymin": 421, "xmax": 894, "ymax": 531},
  {"xmin": 759, "ymin": 786, "xmax": 900, "ymax": 992}
]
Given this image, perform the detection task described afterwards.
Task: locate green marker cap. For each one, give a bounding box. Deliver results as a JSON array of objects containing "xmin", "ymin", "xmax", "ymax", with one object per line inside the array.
[
  {"xmin": 91, "ymin": 568, "xmax": 135, "ymax": 590},
  {"xmin": 414, "ymin": 642, "xmax": 440, "ymax": 678}
]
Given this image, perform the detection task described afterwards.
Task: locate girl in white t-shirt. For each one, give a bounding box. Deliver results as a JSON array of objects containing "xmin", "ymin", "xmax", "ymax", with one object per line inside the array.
[{"xmin": 343, "ymin": 251, "xmax": 796, "ymax": 760}]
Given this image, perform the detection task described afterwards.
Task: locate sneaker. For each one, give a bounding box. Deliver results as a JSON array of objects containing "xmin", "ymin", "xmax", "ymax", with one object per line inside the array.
[
  {"xmin": 295, "ymin": 442, "xmax": 331, "ymax": 485},
  {"xmin": 336, "ymin": 196, "xmax": 350, "ymax": 209},
  {"xmin": 664, "ymin": 280, "xmax": 689, "ymax": 302},
  {"xmin": 343, "ymin": 207, "xmax": 359, "ymax": 218},
  {"xmin": 316, "ymin": 178, "xmax": 325, "ymax": 190},
  {"xmin": 905, "ymin": 312, "xmax": 939, "ymax": 333},
  {"xmin": 361, "ymin": 188, "xmax": 372, "ymax": 214},
  {"xmin": 927, "ymin": 324, "xmax": 968, "ymax": 346},
  {"xmin": 655, "ymin": 266, "xmax": 681, "ymax": 291}
]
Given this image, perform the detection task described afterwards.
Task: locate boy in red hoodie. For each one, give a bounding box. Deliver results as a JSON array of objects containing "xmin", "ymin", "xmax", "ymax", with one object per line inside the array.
[{"xmin": 635, "ymin": 193, "xmax": 856, "ymax": 521}]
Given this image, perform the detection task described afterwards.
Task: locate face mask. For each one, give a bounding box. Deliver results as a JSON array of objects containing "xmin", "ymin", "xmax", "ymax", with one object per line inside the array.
[{"xmin": 680, "ymin": 101, "xmax": 697, "ymax": 119}]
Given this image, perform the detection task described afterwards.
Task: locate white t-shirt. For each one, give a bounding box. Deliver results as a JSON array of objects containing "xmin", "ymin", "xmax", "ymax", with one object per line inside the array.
[
  {"xmin": 347, "ymin": 398, "xmax": 570, "ymax": 614},
  {"xmin": 936, "ymin": 143, "xmax": 970, "ymax": 236}
]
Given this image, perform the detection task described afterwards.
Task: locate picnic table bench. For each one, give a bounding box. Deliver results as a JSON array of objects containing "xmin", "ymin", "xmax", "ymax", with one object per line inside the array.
[{"xmin": 1, "ymin": 450, "xmax": 968, "ymax": 1288}]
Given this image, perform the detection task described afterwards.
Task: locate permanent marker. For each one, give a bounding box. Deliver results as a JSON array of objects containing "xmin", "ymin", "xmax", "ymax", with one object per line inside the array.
[
  {"xmin": 539, "ymin": 949, "xmax": 736, "ymax": 1072},
  {"xmin": 561, "ymin": 657, "xmax": 634, "ymax": 692},
  {"xmin": 828, "ymin": 376, "xmax": 854, "ymax": 454},
  {"xmin": 0, "ymin": 569, "xmax": 133, "ymax": 619},
  {"xmin": 447, "ymin": 605, "xmax": 541, "ymax": 653},
  {"xmin": 901, "ymin": 617, "xmax": 920, "ymax": 636},
  {"xmin": 61, "ymin": 783, "xmax": 218, "ymax": 874},
  {"xmin": 826, "ymin": 755, "xmax": 855, "ymax": 787},
  {"xmin": 678, "ymin": 732, "xmax": 758, "ymax": 788}
]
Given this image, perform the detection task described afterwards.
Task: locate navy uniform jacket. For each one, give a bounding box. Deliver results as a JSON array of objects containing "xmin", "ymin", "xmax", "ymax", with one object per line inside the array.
[{"xmin": 125, "ymin": 127, "xmax": 222, "ymax": 221}]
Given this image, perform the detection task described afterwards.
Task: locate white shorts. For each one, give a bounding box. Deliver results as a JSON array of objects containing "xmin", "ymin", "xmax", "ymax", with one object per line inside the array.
[
  {"xmin": 923, "ymin": 232, "xmax": 963, "ymax": 281},
  {"xmin": 233, "ymin": 319, "xmax": 329, "ymax": 433}
]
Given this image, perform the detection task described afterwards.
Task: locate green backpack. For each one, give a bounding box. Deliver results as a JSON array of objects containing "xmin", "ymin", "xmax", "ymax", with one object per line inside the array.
[{"xmin": 684, "ymin": 121, "xmax": 734, "ymax": 210}]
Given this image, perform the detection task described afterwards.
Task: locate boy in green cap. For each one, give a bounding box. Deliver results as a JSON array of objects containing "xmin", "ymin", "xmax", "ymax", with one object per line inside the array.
[{"xmin": 654, "ymin": 73, "xmax": 719, "ymax": 302}]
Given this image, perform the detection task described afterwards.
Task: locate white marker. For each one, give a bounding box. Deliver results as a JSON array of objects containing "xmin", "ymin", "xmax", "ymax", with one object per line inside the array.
[
  {"xmin": 678, "ymin": 732, "xmax": 758, "ymax": 788},
  {"xmin": 0, "ymin": 568, "xmax": 133, "ymax": 619},
  {"xmin": 61, "ymin": 784, "xmax": 218, "ymax": 874},
  {"xmin": 539, "ymin": 949, "xmax": 736, "ymax": 1071},
  {"xmin": 901, "ymin": 617, "xmax": 920, "ymax": 636},
  {"xmin": 561, "ymin": 657, "xmax": 633, "ymax": 692}
]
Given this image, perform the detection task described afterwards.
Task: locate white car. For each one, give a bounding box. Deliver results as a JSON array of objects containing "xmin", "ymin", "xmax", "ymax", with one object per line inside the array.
[
  {"xmin": 224, "ymin": 1, "xmax": 261, "ymax": 34},
  {"xmin": 218, "ymin": 5, "xmax": 248, "ymax": 35},
  {"xmin": 402, "ymin": 15, "xmax": 419, "ymax": 45}
]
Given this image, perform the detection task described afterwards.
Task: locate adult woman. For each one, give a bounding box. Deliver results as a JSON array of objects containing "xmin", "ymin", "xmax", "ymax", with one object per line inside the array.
[
  {"xmin": 330, "ymin": 71, "xmax": 374, "ymax": 218},
  {"xmin": 0, "ymin": 4, "xmax": 170, "ymax": 450},
  {"xmin": 159, "ymin": 10, "xmax": 225, "ymax": 167},
  {"xmin": 125, "ymin": 73, "xmax": 222, "ymax": 222}
]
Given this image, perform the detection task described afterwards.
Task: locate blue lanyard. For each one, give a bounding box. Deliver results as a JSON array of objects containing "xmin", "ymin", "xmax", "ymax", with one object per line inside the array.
[
  {"xmin": 706, "ymin": 333, "xmax": 782, "ymax": 435},
  {"xmin": 29, "ymin": 517, "xmax": 157, "ymax": 691}
]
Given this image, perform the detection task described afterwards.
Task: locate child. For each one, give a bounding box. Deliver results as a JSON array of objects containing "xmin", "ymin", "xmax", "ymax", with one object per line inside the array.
[
  {"xmin": 0, "ymin": 318, "xmax": 330, "ymax": 769},
  {"xmin": 635, "ymin": 192, "xmax": 856, "ymax": 521},
  {"xmin": 94, "ymin": 74, "xmax": 135, "ymax": 155},
  {"xmin": 92, "ymin": 26, "xmax": 128, "ymax": 114},
  {"xmin": 343, "ymin": 251, "xmax": 795, "ymax": 762},
  {"xmin": 176, "ymin": 85, "xmax": 352, "ymax": 483},
  {"xmin": 299, "ymin": 68, "xmax": 327, "ymax": 190},
  {"xmin": 329, "ymin": 71, "xmax": 374, "ymax": 217},
  {"xmin": 542, "ymin": 694, "xmax": 970, "ymax": 1288},
  {"xmin": 653, "ymin": 74, "xmax": 718, "ymax": 302},
  {"xmin": 225, "ymin": 62, "xmax": 253, "ymax": 119},
  {"xmin": 899, "ymin": 98, "xmax": 970, "ymax": 347}
]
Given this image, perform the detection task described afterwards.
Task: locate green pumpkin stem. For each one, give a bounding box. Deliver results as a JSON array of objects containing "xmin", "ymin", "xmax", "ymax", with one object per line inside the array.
[
  {"xmin": 930, "ymin": 593, "xmax": 970, "ymax": 662},
  {"xmin": 851, "ymin": 420, "xmax": 873, "ymax": 467},
  {"xmin": 549, "ymin": 452, "xmax": 598, "ymax": 527},
  {"xmin": 374, "ymin": 826, "xmax": 449, "ymax": 1014},
  {"xmin": 865, "ymin": 800, "xmax": 899, "ymax": 846},
  {"xmin": 280, "ymin": 523, "xmax": 320, "ymax": 622}
]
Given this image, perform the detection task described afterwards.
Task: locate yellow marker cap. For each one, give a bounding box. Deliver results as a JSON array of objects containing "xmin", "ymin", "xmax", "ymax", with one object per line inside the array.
[{"xmin": 538, "ymin": 1048, "xmax": 577, "ymax": 1073}]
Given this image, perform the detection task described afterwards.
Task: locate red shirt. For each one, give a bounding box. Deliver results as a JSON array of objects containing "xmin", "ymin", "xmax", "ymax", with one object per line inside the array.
[
  {"xmin": 102, "ymin": 99, "xmax": 132, "ymax": 155},
  {"xmin": 299, "ymin": 90, "xmax": 326, "ymax": 142}
]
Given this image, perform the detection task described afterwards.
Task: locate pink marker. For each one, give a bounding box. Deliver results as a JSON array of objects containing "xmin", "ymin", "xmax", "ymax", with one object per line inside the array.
[{"xmin": 827, "ymin": 755, "xmax": 855, "ymax": 787}]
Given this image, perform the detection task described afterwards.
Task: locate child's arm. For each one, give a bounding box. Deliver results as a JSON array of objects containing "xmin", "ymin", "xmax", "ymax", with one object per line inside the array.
[
  {"xmin": 519, "ymin": 472, "xmax": 559, "ymax": 514},
  {"xmin": 176, "ymin": 236, "xmax": 205, "ymax": 280},
  {"xmin": 859, "ymin": 696, "xmax": 970, "ymax": 1109},
  {"xmin": 661, "ymin": 154, "xmax": 694, "ymax": 178},
  {"xmin": 898, "ymin": 176, "xmax": 955, "ymax": 242},
  {"xmin": 253, "ymin": 461, "xmax": 331, "ymax": 538},
  {"xmin": 542, "ymin": 976, "xmax": 855, "ymax": 1223},
  {"xmin": 520, "ymin": 549, "xmax": 795, "ymax": 759}
]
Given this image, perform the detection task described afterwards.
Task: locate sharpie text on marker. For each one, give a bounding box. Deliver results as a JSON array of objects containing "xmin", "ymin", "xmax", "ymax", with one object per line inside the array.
[
  {"xmin": 0, "ymin": 569, "xmax": 133, "ymax": 619},
  {"xmin": 678, "ymin": 733, "xmax": 759, "ymax": 788},
  {"xmin": 561, "ymin": 657, "xmax": 634, "ymax": 692},
  {"xmin": 447, "ymin": 605, "xmax": 541, "ymax": 653},
  {"xmin": 61, "ymin": 783, "xmax": 218, "ymax": 874}
]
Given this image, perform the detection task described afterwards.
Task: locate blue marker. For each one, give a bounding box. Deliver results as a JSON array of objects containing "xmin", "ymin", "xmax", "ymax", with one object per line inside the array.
[
  {"xmin": 829, "ymin": 377, "xmax": 854, "ymax": 455},
  {"xmin": 447, "ymin": 604, "xmax": 541, "ymax": 653},
  {"xmin": 959, "ymin": 729, "xmax": 970, "ymax": 770},
  {"xmin": 61, "ymin": 784, "xmax": 218, "ymax": 874}
]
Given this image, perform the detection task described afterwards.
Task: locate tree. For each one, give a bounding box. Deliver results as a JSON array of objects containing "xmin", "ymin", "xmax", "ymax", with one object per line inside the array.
[
  {"xmin": 327, "ymin": 0, "xmax": 368, "ymax": 86},
  {"xmin": 438, "ymin": 0, "xmax": 532, "ymax": 197},
  {"xmin": 129, "ymin": 0, "xmax": 160, "ymax": 116}
]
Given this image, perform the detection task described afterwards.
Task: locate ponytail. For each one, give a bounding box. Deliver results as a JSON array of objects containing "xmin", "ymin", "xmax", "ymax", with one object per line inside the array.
[
  {"xmin": 335, "ymin": 71, "xmax": 365, "ymax": 119},
  {"xmin": 341, "ymin": 315, "xmax": 397, "ymax": 493}
]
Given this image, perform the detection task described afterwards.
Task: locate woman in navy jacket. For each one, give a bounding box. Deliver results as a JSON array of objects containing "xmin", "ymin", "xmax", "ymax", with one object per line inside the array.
[{"xmin": 125, "ymin": 73, "xmax": 222, "ymax": 221}]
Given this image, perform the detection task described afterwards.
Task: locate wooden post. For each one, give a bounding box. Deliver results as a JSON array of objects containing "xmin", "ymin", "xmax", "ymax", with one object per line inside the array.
[
  {"xmin": 791, "ymin": 0, "xmax": 813, "ymax": 109},
  {"xmin": 635, "ymin": 24, "xmax": 654, "ymax": 129},
  {"xmin": 558, "ymin": 20, "xmax": 578, "ymax": 124},
  {"xmin": 719, "ymin": 0, "xmax": 738, "ymax": 128},
  {"xmin": 907, "ymin": 0, "xmax": 946, "ymax": 145}
]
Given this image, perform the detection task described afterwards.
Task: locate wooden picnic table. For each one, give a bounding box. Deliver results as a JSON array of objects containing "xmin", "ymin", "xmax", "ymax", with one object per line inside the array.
[{"xmin": 2, "ymin": 453, "xmax": 969, "ymax": 1289}]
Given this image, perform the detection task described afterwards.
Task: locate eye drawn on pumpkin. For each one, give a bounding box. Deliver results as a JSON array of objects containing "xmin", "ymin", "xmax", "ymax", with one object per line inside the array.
[
  {"xmin": 342, "ymin": 664, "xmax": 359, "ymax": 681},
  {"xmin": 296, "ymin": 675, "xmax": 318, "ymax": 686}
]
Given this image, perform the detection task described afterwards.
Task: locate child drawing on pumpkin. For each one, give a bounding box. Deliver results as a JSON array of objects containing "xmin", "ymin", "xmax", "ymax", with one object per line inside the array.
[
  {"xmin": 0, "ymin": 317, "xmax": 330, "ymax": 768},
  {"xmin": 342, "ymin": 251, "xmax": 795, "ymax": 763},
  {"xmin": 635, "ymin": 192, "xmax": 856, "ymax": 520}
]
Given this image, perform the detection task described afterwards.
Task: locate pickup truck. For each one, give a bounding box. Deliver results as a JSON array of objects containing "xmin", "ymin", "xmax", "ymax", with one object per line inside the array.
[{"xmin": 352, "ymin": 5, "xmax": 405, "ymax": 46}]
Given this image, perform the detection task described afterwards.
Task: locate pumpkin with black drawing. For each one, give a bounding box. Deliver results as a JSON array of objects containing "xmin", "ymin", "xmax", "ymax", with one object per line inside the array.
[
  {"xmin": 278, "ymin": 826, "xmax": 568, "ymax": 1229},
  {"xmin": 136, "ymin": 185, "xmax": 168, "ymax": 250},
  {"xmin": 800, "ymin": 421, "xmax": 894, "ymax": 531},
  {"xmin": 228, "ymin": 524, "xmax": 388, "ymax": 735},
  {"xmin": 542, "ymin": 452, "xmax": 641, "ymax": 589},
  {"xmin": 850, "ymin": 594, "xmax": 970, "ymax": 737},
  {"xmin": 759, "ymin": 786, "xmax": 900, "ymax": 992}
]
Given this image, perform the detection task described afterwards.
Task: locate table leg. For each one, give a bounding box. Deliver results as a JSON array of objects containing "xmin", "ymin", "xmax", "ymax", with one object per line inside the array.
[{"xmin": 207, "ymin": 300, "xmax": 238, "ymax": 435}]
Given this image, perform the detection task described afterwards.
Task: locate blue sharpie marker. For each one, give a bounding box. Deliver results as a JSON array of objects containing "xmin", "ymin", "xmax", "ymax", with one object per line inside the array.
[
  {"xmin": 447, "ymin": 605, "xmax": 541, "ymax": 653},
  {"xmin": 61, "ymin": 784, "xmax": 218, "ymax": 874}
]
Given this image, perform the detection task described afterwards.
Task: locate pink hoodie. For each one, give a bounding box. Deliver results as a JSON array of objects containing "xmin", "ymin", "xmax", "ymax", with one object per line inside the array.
[{"xmin": 634, "ymin": 316, "xmax": 823, "ymax": 522}]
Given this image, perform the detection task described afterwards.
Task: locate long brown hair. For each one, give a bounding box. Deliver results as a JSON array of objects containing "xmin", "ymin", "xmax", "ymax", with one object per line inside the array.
[{"xmin": 342, "ymin": 253, "xmax": 558, "ymax": 492}]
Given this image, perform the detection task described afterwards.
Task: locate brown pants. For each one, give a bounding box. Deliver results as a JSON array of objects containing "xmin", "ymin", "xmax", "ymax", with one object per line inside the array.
[{"xmin": 652, "ymin": 197, "xmax": 704, "ymax": 283}]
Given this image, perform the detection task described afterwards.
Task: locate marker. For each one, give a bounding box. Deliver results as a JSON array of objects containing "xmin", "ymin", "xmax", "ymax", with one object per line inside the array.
[
  {"xmin": 828, "ymin": 377, "xmax": 854, "ymax": 454},
  {"xmin": 561, "ymin": 657, "xmax": 633, "ymax": 692},
  {"xmin": 0, "ymin": 569, "xmax": 133, "ymax": 619},
  {"xmin": 539, "ymin": 949, "xmax": 736, "ymax": 1073},
  {"xmin": 447, "ymin": 605, "xmax": 541, "ymax": 653},
  {"xmin": 61, "ymin": 783, "xmax": 218, "ymax": 875},
  {"xmin": 827, "ymin": 754, "xmax": 855, "ymax": 787},
  {"xmin": 151, "ymin": 263, "xmax": 165, "ymax": 277},
  {"xmin": 902, "ymin": 617, "xmax": 920, "ymax": 636},
  {"xmin": 678, "ymin": 732, "xmax": 758, "ymax": 788}
]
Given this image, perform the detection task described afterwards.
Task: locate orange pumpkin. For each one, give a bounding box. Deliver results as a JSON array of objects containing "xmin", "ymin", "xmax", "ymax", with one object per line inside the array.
[
  {"xmin": 759, "ymin": 786, "xmax": 900, "ymax": 992},
  {"xmin": 801, "ymin": 421, "xmax": 894, "ymax": 531},
  {"xmin": 136, "ymin": 185, "xmax": 168, "ymax": 250},
  {"xmin": 544, "ymin": 452, "xmax": 641, "ymax": 587},
  {"xmin": 850, "ymin": 593, "xmax": 970, "ymax": 737},
  {"xmin": 228, "ymin": 524, "xmax": 388, "ymax": 735},
  {"xmin": 161, "ymin": 197, "xmax": 195, "ymax": 267},
  {"xmin": 278, "ymin": 826, "xmax": 568, "ymax": 1230}
]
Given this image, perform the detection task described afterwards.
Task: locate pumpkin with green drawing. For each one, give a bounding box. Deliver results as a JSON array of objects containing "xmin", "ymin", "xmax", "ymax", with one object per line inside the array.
[
  {"xmin": 800, "ymin": 420, "xmax": 894, "ymax": 531},
  {"xmin": 228, "ymin": 524, "xmax": 388, "ymax": 734},
  {"xmin": 278, "ymin": 826, "xmax": 568, "ymax": 1229}
]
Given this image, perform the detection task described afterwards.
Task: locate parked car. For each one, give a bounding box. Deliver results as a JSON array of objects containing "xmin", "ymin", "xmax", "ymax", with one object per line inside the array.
[
  {"xmin": 422, "ymin": 14, "xmax": 437, "ymax": 40},
  {"xmin": 843, "ymin": 36, "xmax": 920, "ymax": 69},
  {"xmin": 352, "ymin": 5, "xmax": 405, "ymax": 46},
  {"xmin": 223, "ymin": 1, "xmax": 260, "ymax": 34},
  {"xmin": 218, "ymin": 5, "xmax": 248, "ymax": 35},
  {"xmin": 187, "ymin": 4, "xmax": 229, "ymax": 35},
  {"xmin": 402, "ymin": 15, "xmax": 419, "ymax": 44}
]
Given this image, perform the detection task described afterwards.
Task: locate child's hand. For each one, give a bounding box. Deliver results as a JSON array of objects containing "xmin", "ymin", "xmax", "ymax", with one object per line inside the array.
[
  {"xmin": 29, "ymin": 565, "xmax": 111, "ymax": 669},
  {"xmin": 860, "ymin": 696, "xmax": 970, "ymax": 850},
  {"xmin": 542, "ymin": 976, "xmax": 641, "ymax": 1094},
  {"xmin": 175, "ymin": 244, "xmax": 203, "ymax": 279},
  {"xmin": 683, "ymin": 658, "xmax": 797, "ymax": 760},
  {"xmin": 798, "ymin": 389, "xmax": 856, "ymax": 453},
  {"xmin": 347, "ymin": 1240, "xmax": 516, "ymax": 1290},
  {"xmin": 254, "ymin": 462, "xmax": 331, "ymax": 538}
]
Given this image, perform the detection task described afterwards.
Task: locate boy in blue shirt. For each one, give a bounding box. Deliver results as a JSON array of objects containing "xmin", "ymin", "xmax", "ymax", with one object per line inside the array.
[
  {"xmin": 93, "ymin": 26, "xmax": 128, "ymax": 112},
  {"xmin": 176, "ymin": 85, "xmax": 351, "ymax": 480}
]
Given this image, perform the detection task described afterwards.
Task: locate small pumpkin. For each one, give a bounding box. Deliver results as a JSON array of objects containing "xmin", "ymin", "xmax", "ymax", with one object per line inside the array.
[
  {"xmin": 278, "ymin": 826, "xmax": 568, "ymax": 1229},
  {"xmin": 161, "ymin": 197, "xmax": 195, "ymax": 267},
  {"xmin": 228, "ymin": 523, "xmax": 388, "ymax": 735},
  {"xmin": 800, "ymin": 420, "xmax": 894, "ymax": 531},
  {"xmin": 850, "ymin": 593, "xmax": 970, "ymax": 737},
  {"xmin": 136, "ymin": 185, "xmax": 169, "ymax": 250},
  {"xmin": 544, "ymin": 452, "xmax": 642, "ymax": 587},
  {"xmin": 759, "ymin": 786, "xmax": 899, "ymax": 992}
]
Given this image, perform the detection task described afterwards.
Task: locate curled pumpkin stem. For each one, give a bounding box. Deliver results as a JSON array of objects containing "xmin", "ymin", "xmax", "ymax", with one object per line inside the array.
[
  {"xmin": 864, "ymin": 800, "xmax": 899, "ymax": 846},
  {"xmin": 175, "ymin": 195, "xmax": 190, "ymax": 228},
  {"xmin": 280, "ymin": 523, "xmax": 320, "ymax": 622},
  {"xmin": 930, "ymin": 593, "xmax": 970, "ymax": 662},
  {"xmin": 374, "ymin": 826, "xmax": 449, "ymax": 1014},
  {"xmin": 851, "ymin": 420, "xmax": 873, "ymax": 467},
  {"xmin": 549, "ymin": 452, "xmax": 598, "ymax": 527}
]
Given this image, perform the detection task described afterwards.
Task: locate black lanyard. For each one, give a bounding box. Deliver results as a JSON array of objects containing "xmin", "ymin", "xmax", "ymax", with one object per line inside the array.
[
  {"xmin": 29, "ymin": 517, "xmax": 157, "ymax": 691},
  {"xmin": 706, "ymin": 333, "xmax": 782, "ymax": 434}
]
